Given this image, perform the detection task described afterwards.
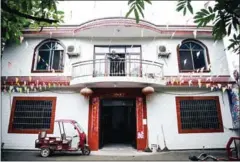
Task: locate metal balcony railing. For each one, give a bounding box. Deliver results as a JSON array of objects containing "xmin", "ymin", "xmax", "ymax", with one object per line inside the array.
[{"xmin": 72, "ymin": 59, "xmax": 164, "ymax": 79}]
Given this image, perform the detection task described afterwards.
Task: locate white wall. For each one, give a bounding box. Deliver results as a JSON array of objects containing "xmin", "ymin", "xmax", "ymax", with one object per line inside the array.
[
  {"xmin": 147, "ymin": 89, "xmax": 237, "ymax": 150},
  {"xmin": 2, "ymin": 38, "xmax": 229, "ymax": 77},
  {"xmin": 1, "ymin": 91, "xmax": 89, "ymax": 149}
]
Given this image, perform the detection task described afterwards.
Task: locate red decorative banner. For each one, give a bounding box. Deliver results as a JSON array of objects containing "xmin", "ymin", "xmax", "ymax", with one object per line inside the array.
[
  {"xmin": 88, "ymin": 97, "xmax": 99, "ymax": 150},
  {"xmin": 136, "ymin": 97, "xmax": 145, "ymax": 150}
]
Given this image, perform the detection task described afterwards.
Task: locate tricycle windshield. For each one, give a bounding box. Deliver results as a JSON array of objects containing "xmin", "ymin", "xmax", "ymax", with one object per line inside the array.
[{"xmin": 75, "ymin": 122, "xmax": 85, "ymax": 133}]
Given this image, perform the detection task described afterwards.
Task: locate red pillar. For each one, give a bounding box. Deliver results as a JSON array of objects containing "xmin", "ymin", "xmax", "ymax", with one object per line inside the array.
[
  {"xmin": 136, "ymin": 97, "xmax": 148, "ymax": 150},
  {"xmin": 88, "ymin": 97, "xmax": 99, "ymax": 150}
]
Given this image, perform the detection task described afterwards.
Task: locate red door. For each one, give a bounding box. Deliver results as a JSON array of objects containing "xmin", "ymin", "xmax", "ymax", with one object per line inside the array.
[
  {"xmin": 136, "ymin": 97, "xmax": 147, "ymax": 150},
  {"xmin": 88, "ymin": 95, "xmax": 148, "ymax": 151},
  {"xmin": 88, "ymin": 97, "xmax": 100, "ymax": 150}
]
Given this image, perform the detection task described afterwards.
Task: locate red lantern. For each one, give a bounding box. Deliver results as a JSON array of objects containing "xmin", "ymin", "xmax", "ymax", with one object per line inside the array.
[
  {"xmin": 142, "ymin": 86, "xmax": 154, "ymax": 95},
  {"xmin": 80, "ymin": 87, "xmax": 93, "ymax": 98}
]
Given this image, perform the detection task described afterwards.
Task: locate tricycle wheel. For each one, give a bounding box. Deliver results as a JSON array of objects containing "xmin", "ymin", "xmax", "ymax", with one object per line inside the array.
[
  {"xmin": 40, "ymin": 148, "xmax": 50, "ymax": 157},
  {"xmin": 82, "ymin": 145, "xmax": 91, "ymax": 155}
]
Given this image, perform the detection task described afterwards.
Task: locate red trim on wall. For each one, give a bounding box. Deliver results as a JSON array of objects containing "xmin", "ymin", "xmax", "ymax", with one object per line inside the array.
[
  {"xmin": 22, "ymin": 18, "xmax": 212, "ymax": 37},
  {"xmin": 165, "ymin": 75, "xmax": 235, "ymax": 86},
  {"xmin": 1, "ymin": 76, "xmax": 71, "ymax": 86},
  {"xmin": 175, "ymin": 96, "xmax": 224, "ymax": 134},
  {"xmin": 8, "ymin": 97, "xmax": 57, "ymax": 134},
  {"xmin": 1, "ymin": 75, "xmax": 235, "ymax": 90}
]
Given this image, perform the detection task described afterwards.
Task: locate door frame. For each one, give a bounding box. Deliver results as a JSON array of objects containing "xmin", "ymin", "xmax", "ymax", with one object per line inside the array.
[{"xmin": 88, "ymin": 88, "xmax": 148, "ymax": 151}]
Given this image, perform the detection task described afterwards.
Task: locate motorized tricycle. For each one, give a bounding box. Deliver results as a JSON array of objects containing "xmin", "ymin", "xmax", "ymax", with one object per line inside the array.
[{"xmin": 35, "ymin": 119, "xmax": 91, "ymax": 157}]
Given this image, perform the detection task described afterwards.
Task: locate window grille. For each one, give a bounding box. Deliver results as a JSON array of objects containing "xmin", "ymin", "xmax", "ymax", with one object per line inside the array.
[
  {"xmin": 8, "ymin": 97, "xmax": 56, "ymax": 134},
  {"xmin": 176, "ymin": 97, "xmax": 223, "ymax": 133}
]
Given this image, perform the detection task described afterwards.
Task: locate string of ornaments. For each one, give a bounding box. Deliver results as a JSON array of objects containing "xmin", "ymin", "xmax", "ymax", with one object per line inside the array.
[{"xmin": 2, "ymin": 11, "xmax": 235, "ymax": 95}]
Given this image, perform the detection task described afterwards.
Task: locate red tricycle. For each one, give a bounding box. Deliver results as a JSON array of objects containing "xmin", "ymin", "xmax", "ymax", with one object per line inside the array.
[{"xmin": 35, "ymin": 119, "xmax": 91, "ymax": 157}]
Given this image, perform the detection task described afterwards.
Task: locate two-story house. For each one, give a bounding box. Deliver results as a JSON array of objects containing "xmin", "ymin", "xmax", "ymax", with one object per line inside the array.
[{"xmin": 1, "ymin": 13, "xmax": 238, "ymax": 151}]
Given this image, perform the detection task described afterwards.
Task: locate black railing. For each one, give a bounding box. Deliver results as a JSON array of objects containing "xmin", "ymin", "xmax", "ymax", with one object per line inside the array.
[{"xmin": 72, "ymin": 59, "xmax": 164, "ymax": 79}]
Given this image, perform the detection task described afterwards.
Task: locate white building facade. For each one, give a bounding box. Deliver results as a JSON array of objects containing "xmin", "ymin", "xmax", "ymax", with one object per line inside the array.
[{"xmin": 1, "ymin": 1, "xmax": 239, "ymax": 151}]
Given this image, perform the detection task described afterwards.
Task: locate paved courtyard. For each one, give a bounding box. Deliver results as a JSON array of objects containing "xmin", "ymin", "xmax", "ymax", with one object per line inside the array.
[{"xmin": 1, "ymin": 149, "xmax": 228, "ymax": 161}]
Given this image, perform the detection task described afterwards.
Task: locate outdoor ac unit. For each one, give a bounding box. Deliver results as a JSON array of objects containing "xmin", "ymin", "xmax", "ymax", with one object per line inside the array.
[
  {"xmin": 157, "ymin": 45, "xmax": 171, "ymax": 58},
  {"xmin": 67, "ymin": 45, "xmax": 80, "ymax": 57}
]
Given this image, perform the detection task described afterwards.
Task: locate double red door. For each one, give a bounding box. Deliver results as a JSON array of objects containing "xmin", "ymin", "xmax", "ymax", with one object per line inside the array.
[{"xmin": 88, "ymin": 96, "xmax": 148, "ymax": 151}]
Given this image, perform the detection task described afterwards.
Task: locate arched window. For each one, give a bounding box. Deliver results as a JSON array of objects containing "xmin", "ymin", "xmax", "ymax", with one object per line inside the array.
[
  {"xmin": 32, "ymin": 39, "xmax": 65, "ymax": 72},
  {"xmin": 177, "ymin": 39, "xmax": 210, "ymax": 72}
]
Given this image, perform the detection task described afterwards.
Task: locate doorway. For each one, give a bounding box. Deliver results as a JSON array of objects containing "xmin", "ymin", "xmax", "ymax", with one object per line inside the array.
[
  {"xmin": 108, "ymin": 53, "xmax": 126, "ymax": 76},
  {"xmin": 99, "ymin": 98, "xmax": 136, "ymax": 149}
]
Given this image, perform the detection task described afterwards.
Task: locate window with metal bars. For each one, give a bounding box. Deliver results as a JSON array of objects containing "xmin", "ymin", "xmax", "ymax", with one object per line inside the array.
[
  {"xmin": 176, "ymin": 96, "xmax": 223, "ymax": 133},
  {"xmin": 8, "ymin": 97, "xmax": 57, "ymax": 134}
]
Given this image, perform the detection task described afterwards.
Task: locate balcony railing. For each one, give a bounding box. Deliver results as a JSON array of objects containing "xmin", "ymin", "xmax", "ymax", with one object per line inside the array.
[{"xmin": 72, "ymin": 59, "xmax": 164, "ymax": 79}]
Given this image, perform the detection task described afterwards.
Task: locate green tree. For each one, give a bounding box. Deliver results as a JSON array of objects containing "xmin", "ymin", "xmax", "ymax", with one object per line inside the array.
[
  {"xmin": 126, "ymin": 0, "xmax": 240, "ymax": 54},
  {"xmin": 1, "ymin": 0, "xmax": 64, "ymax": 53}
]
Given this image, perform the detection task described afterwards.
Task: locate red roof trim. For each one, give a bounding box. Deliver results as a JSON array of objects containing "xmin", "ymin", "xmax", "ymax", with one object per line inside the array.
[{"xmin": 22, "ymin": 17, "xmax": 212, "ymax": 36}]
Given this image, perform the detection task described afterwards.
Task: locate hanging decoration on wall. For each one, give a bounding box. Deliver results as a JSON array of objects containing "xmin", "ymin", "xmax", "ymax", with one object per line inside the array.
[
  {"xmin": 8, "ymin": 62, "xmax": 12, "ymax": 69},
  {"xmin": 198, "ymin": 79, "xmax": 202, "ymax": 88},
  {"xmin": 228, "ymin": 86, "xmax": 240, "ymax": 129},
  {"xmin": 193, "ymin": 30, "xmax": 197, "ymax": 38},
  {"xmin": 80, "ymin": 87, "xmax": 93, "ymax": 98},
  {"xmin": 170, "ymin": 31, "xmax": 176, "ymax": 39},
  {"xmin": 1, "ymin": 76, "xmax": 70, "ymax": 94}
]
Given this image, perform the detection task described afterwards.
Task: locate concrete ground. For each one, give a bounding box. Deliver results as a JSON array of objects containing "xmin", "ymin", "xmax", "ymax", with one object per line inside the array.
[{"xmin": 1, "ymin": 149, "xmax": 228, "ymax": 161}]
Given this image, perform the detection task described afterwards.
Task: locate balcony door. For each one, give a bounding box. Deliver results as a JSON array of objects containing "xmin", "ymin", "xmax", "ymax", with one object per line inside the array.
[{"xmin": 94, "ymin": 45, "xmax": 141, "ymax": 77}]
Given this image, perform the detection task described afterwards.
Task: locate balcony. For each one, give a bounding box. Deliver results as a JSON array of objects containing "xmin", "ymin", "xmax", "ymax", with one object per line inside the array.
[{"xmin": 70, "ymin": 59, "xmax": 165, "ymax": 87}]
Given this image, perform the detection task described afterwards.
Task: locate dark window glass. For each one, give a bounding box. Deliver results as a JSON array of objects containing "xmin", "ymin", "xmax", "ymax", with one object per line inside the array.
[
  {"xmin": 52, "ymin": 50, "xmax": 63, "ymax": 70},
  {"xmin": 179, "ymin": 41, "xmax": 207, "ymax": 71},
  {"xmin": 179, "ymin": 100, "xmax": 220, "ymax": 130},
  {"xmin": 179, "ymin": 51, "xmax": 194, "ymax": 70},
  {"xmin": 35, "ymin": 41, "xmax": 64, "ymax": 71},
  {"xmin": 37, "ymin": 51, "xmax": 50, "ymax": 70},
  {"xmin": 39, "ymin": 42, "xmax": 52, "ymax": 50},
  {"xmin": 12, "ymin": 100, "xmax": 53, "ymax": 130},
  {"xmin": 192, "ymin": 50, "xmax": 206, "ymax": 69}
]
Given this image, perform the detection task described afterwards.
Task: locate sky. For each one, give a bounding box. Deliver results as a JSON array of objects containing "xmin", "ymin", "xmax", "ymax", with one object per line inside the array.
[
  {"xmin": 57, "ymin": 1, "xmax": 215, "ymax": 25},
  {"xmin": 57, "ymin": 1, "xmax": 239, "ymax": 76}
]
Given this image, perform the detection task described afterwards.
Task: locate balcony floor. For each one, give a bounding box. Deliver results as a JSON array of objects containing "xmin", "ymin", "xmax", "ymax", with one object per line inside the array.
[{"xmin": 70, "ymin": 76, "xmax": 166, "ymax": 88}]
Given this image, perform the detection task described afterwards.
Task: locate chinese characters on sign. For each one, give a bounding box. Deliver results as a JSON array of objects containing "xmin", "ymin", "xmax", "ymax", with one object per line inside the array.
[{"xmin": 136, "ymin": 97, "xmax": 144, "ymax": 139}]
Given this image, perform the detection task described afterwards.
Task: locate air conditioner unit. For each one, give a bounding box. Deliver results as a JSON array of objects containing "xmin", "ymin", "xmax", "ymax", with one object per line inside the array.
[
  {"xmin": 67, "ymin": 45, "xmax": 80, "ymax": 57},
  {"xmin": 157, "ymin": 45, "xmax": 171, "ymax": 58}
]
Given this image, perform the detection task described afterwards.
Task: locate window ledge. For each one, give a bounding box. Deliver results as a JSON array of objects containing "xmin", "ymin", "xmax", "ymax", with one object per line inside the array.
[
  {"xmin": 8, "ymin": 129, "xmax": 53, "ymax": 134},
  {"xmin": 31, "ymin": 70, "xmax": 64, "ymax": 73},
  {"xmin": 229, "ymin": 128, "xmax": 240, "ymax": 131},
  {"xmin": 179, "ymin": 129, "xmax": 224, "ymax": 134},
  {"xmin": 179, "ymin": 70, "xmax": 211, "ymax": 73}
]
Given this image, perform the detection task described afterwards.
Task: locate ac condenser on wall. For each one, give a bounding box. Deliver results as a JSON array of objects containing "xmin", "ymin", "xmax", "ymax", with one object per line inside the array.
[
  {"xmin": 157, "ymin": 45, "xmax": 171, "ymax": 58},
  {"xmin": 67, "ymin": 45, "xmax": 81, "ymax": 57}
]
